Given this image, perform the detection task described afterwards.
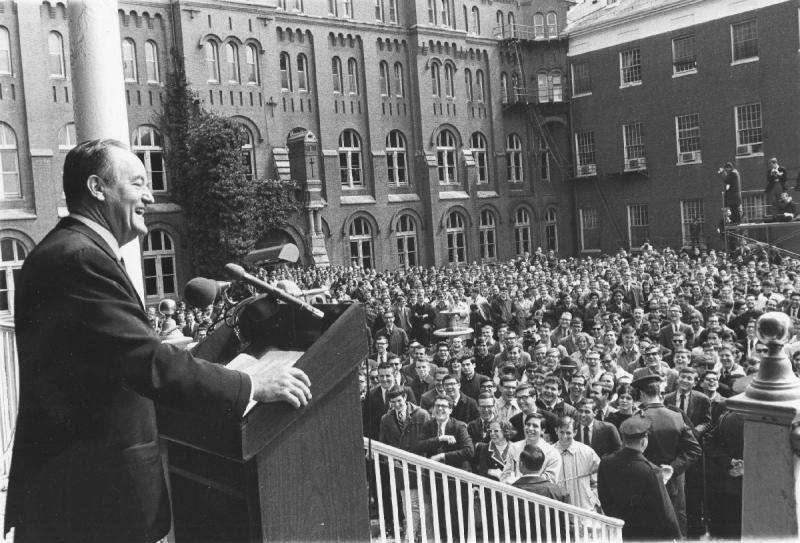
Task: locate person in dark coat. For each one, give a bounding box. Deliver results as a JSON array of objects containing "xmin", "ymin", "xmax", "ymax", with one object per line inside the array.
[
  {"xmin": 704, "ymin": 401, "xmax": 744, "ymax": 540},
  {"xmin": 511, "ymin": 444, "xmax": 570, "ymax": 541},
  {"xmin": 598, "ymin": 416, "xmax": 682, "ymax": 541},
  {"xmin": 720, "ymin": 162, "xmax": 742, "ymax": 224}
]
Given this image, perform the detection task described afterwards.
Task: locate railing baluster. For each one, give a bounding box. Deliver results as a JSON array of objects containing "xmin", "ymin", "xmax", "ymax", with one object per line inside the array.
[
  {"xmin": 512, "ymin": 496, "xmax": 520, "ymax": 543},
  {"xmin": 442, "ymin": 473, "xmax": 453, "ymax": 543},
  {"xmin": 501, "ymin": 492, "xmax": 511, "ymax": 543},
  {"xmin": 455, "ymin": 475, "xmax": 465, "ymax": 543},
  {"xmin": 429, "ymin": 467, "xmax": 441, "ymax": 543},
  {"xmin": 416, "ymin": 466, "xmax": 427, "ymax": 543},
  {"xmin": 544, "ymin": 503, "xmax": 552, "ymax": 543},
  {"xmin": 554, "ymin": 501, "xmax": 563, "ymax": 543},
  {"xmin": 401, "ymin": 459, "xmax": 413, "ymax": 542},
  {"xmin": 479, "ymin": 484, "xmax": 489, "ymax": 543},
  {"xmin": 534, "ymin": 494, "xmax": 542, "ymax": 543},
  {"xmin": 372, "ymin": 450, "xmax": 387, "ymax": 542},
  {"xmin": 523, "ymin": 499, "xmax": 532, "ymax": 543},
  {"xmin": 386, "ymin": 451, "xmax": 401, "ymax": 540},
  {"xmin": 466, "ymin": 480, "xmax": 475, "ymax": 543},
  {"xmin": 490, "ymin": 488, "xmax": 500, "ymax": 543}
]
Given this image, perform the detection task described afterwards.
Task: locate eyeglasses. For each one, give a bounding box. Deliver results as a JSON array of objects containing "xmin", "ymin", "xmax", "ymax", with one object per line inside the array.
[{"xmin": 756, "ymin": 348, "xmax": 769, "ymax": 353}]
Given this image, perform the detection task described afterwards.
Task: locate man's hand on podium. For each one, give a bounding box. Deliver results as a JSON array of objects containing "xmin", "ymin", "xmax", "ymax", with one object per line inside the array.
[{"xmin": 251, "ymin": 365, "xmax": 312, "ymax": 408}]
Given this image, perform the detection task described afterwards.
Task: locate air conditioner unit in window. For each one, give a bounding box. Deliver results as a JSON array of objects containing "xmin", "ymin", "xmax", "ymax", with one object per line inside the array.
[
  {"xmin": 576, "ymin": 164, "xmax": 597, "ymax": 177},
  {"xmin": 624, "ymin": 157, "xmax": 647, "ymax": 171},
  {"xmin": 679, "ymin": 150, "xmax": 701, "ymax": 163},
  {"xmin": 736, "ymin": 143, "xmax": 763, "ymax": 156}
]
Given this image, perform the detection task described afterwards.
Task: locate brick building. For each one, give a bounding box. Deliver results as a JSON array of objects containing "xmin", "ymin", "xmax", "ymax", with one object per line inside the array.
[
  {"xmin": 0, "ymin": 0, "xmax": 572, "ymax": 309},
  {"xmin": 565, "ymin": 0, "xmax": 800, "ymax": 254}
]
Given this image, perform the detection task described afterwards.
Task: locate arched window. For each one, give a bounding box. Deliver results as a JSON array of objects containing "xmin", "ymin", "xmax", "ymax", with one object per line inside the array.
[
  {"xmin": 240, "ymin": 125, "xmax": 255, "ymax": 179},
  {"xmin": 348, "ymin": 218, "xmax": 373, "ymax": 269},
  {"xmin": 0, "ymin": 27, "xmax": 11, "ymax": 75},
  {"xmin": 464, "ymin": 68, "xmax": 473, "ymax": 102},
  {"xmin": 514, "ymin": 208, "xmax": 532, "ymax": 255},
  {"xmin": 279, "ymin": 52, "xmax": 291, "ymax": 91},
  {"xmin": 339, "ymin": 129, "xmax": 363, "ymax": 187},
  {"xmin": 507, "ymin": 12, "xmax": 516, "ymax": 38},
  {"xmin": 393, "ymin": 62, "xmax": 404, "ymax": 97},
  {"xmin": 331, "ymin": 57, "xmax": 343, "ymax": 93},
  {"xmin": 396, "ymin": 214, "xmax": 417, "ymax": 267},
  {"xmin": 444, "ymin": 63, "xmax": 455, "ymax": 99},
  {"xmin": 546, "ymin": 12, "xmax": 558, "ymax": 38},
  {"xmin": 446, "ymin": 211, "xmax": 467, "ymax": 264},
  {"xmin": 463, "ymin": 5, "xmax": 469, "ymax": 33},
  {"xmin": 430, "ymin": 61, "xmax": 441, "ymax": 97},
  {"xmin": 436, "ymin": 129, "xmax": 457, "ymax": 185},
  {"xmin": 440, "ymin": 0, "xmax": 452, "ymax": 27},
  {"xmin": 297, "ymin": 54, "xmax": 308, "ymax": 91},
  {"xmin": 142, "ymin": 230, "xmax": 177, "ymax": 299},
  {"xmin": 496, "ymin": 11, "xmax": 504, "ymax": 38},
  {"xmin": 121, "ymin": 38, "xmax": 137, "ymax": 82},
  {"xmin": 379, "ymin": 61, "xmax": 391, "ymax": 96},
  {"xmin": 245, "ymin": 44, "xmax": 259, "ymax": 84},
  {"xmin": 386, "ymin": 130, "xmax": 407, "ymax": 186},
  {"xmin": 225, "ymin": 42, "xmax": 239, "ymax": 83},
  {"xmin": 537, "ymin": 71, "xmax": 549, "ymax": 103},
  {"xmin": 388, "ymin": 0, "xmax": 398, "ymax": 23},
  {"xmin": 0, "ymin": 238, "xmax": 26, "ymax": 314},
  {"xmin": 545, "ymin": 208, "xmax": 558, "ymax": 253},
  {"xmin": 132, "ymin": 126, "xmax": 166, "ymax": 192},
  {"xmin": 475, "ymin": 70, "xmax": 485, "ymax": 102},
  {"xmin": 0, "ymin": 123, "xmax": 20, "ymax": 198},
  {"xmin": 471, "ymin": 7, "xmax": 481, "ymax": 34},
  {"xmin": 510, "ymin": 72, "xmax": 521, "ymax": 103},
  {"xmin": 58, "ymin": 122, "xmax": 77, "ymax": 151},
  {"xmin": 144, "ymin": 40, "xmax": 159, "ymax": 83},
  {"xmin": 506, "ymin": 133, "xmax": 523, "ymax": 183},
  {"xmin": 479, "ymin": 210, "xmax": 497, "ymax": 260},
  {"xmin": 205, "ymin": 40, "xmax": 220, "ymax": 82},
  {"xmin": 470, "ymin": 132, "xmax": 488, "ymax": 184},
  {"xmin": 500, "ymin": 72, "xmax": 509, "ymax": 104},
  {"xmin": 48, "ymin": 31, "xmax": 65, "ymax": 77},
  {"xmin": 533, "ymin": 13, "xmax": 544, "ymax": 39},
  {"xmin": 347, "ymin": 58, "xmax": 359, "ymax": 95},
  {"xmin": 550, "ymin": 70, "xmax": 563, "ymax": 102}
]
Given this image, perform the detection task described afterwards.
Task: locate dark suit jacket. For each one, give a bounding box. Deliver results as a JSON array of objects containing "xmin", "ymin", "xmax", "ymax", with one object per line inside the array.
[
  {"xmin": 450, "ymin": 394, "xmax": 479, "ymax": 424},
  {"xmin": 511, "ymin": 475, "xmax": 570, "ymax": 540},
  {"xmin": 664, "ymin": 389, "xmax": 712, "ymax": 438},
  {"xmin": 5, "ymin": 217, "xmax": 251, "ymax": 542},
  {"xmin": 375, "ymin": 326, "xmax": 410, "ymax": 356},
  {"xmin": 413, "ymin": 418, "xmax": 474, "ymax": 470},
  {"xmin": 509, "ymin": 409, "xmax": 559, "ymax": 443},
  {"xmin": 658, "ymin": 321, "xmax": 694, "ymax": 350},
  {"xmin": 576, "ymin": 420, "xmax": 622, "ymax": 458},
  {"xmin": 362, "ymin": 385, "xmax": 417, "ymax": 439},
  {"xmin": 467, "ymin": 417, "xmax": 493, "ymax": 446}
]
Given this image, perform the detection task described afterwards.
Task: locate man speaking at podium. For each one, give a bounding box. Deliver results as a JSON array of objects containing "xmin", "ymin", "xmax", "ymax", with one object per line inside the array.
[{"xmin": 4, "ymin": 139, "xmax": 312, "ymax": 543}]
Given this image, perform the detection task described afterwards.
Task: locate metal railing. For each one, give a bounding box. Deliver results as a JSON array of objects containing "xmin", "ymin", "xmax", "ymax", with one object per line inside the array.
[
  {"xmin": 365, "ymin": 438, "xmax": 623, "ymax": 543},
  {"xmin": 0, "ymin": 320, "xmax": 18, "ymax": 480},
  {"xmin": 493, "ymin": 24, "xmax": 562, "ymax": 42}
]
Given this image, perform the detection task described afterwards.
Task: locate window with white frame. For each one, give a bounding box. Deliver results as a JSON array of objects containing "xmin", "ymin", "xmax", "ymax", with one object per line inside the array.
[
  {"xmin": 510, "ymin": 72, "xmax": 521, "ymax": 103},
  {"xmin": 225, "ymin": 42, "xmax": 239, "ymax": 84},
  {"xmin": 546, "ymin": 12, "xmax": 558, "ymax": 38},
  {"xmin": 500, "ymin": 72, "xmax": 509, "ymax": 103},
  {"xmin": 240, "ymin": 125, "xmax": 255, "ymax": 180},
  {"xmin": 436, "ymin": 129, "xmax": 458, "ymax": 184},
  {"xmin": 339, "ymin": 130, "xmax": 362, "ymax": 187},
  {"xmin": 58, "ymin": 122, "xmax": 77, "ymax": 151},
  {"xmin": 575, "ymin": 131, "xmax": 596, "ymax": 175},
  {"xmin": 479, "ymin": 210, "xmax": 497, "ymax": 260},
  {"xmin": 0, "ymin": 238, "xmax": 26, "ymax": 314},
  {"xmin": 463, "ymin": 5, "xmax": 469, "ymax": 33},
  {"xmin": 393, "ymin": 62, "xmax": 404, "ymax": 97},
  {"xmin": 292, "ymin": 0, "xmax": 304, "ymax": 11},
  {"xmin": 545, "ymin": 208, "xmax": 558, "ymax": 253},
  {"xmin": 444, "ymin": 64, "xmax": 455, "ymax": 99},
  {"xmin": 144, "ymin": 40, "xmax": 159, "ymax": 83},
  {"xmin": 680, "ymin": 199, "xmax": 704, "ymax": 247},
  {"xmin": 623, "ymin": 122, "xmax": 645, "ymax": 169},
  {"xmin": 328, "ymin": 0, "xmax": 338, "ymax": 16},
  {"xmin": 297, "ymin": 54, "xmax": 308, "ymax": 91},
  {"xmin": 471, "ymin": 132, "xmax": 488, "ymax": 185},
  {"xmin": 349, "ymin": 218, "xmax": 373, "ymax": 269},
  {"xmin": 388, "ymin": 0, "xmax": 397, "ymax": 23},
  {"xmin": 550, "ymin": 71, "xmax": 563, "ymax": 102},
  {"xmin": 672, "ymin": 35, "xmax": 696, "ymax": 75},
  {"xmin": 428, "ymin": 0, "xmax": 437, "ymax": 24},
  {"xmin": 347, "ymin": 58, "xmax": 359, "ymax": 95},
  {"xmin": 0, "ymin": 27, "xmax": 11, "ymax": 75},
  {"xmin": 507, "ymin": 13, "xmax": 516, "ymax": 37},
  {"xmin": 572, "ymin": 62, "xmax": 591, "ymax": 96},
  {"xmin": 280, "ymin": 52, "xmax": 291, "ymax": 91},
  {"xmin": 441, "ymin": 0, "xmax": 452, "ymax": 28},
  {"xmin": 675, "ymin": 113, "xmax": 701, "ymax": 163},
  {"xmin": 396, "ymin": 214, "xmax": 417, "ymax": 267},
  {"xmin": 579, "ymin": 207, "xmax": 601, "ymax": 252},
  {"xmin": 471, "ymin": 7, "xmax": 481, "ymax": 34},
  {"xmin": 132, "ymin": 125, "xmax": 166, "ymax": 192},
  {"xmin": 379, "ymin": 61, "xmax": 390, "ymax": 96},
  {"xmin": 475, "ymin": 70, "xmax": 485, "ymax": 102},
  {"xmin": 506, "ymin": 134, "xmax": 523, "ymax": 183},
  {"xmin": 731, "ymin": 19, "xmax": 758, "ymax": 62},
  {"xmin": 539, "ymin": 137, "xmax": 550, "ymax": 182},
  {"xmin": 331, "ymin": 57, "xmax": 343, "ymax": 93},
  {"xmin": 619, "ymin": 48, "xmax": 641, "ymax": 86},
  {"xmin": 375, "ymin": 0, "xmax": 384, "ymax": 21},
  {"xmin": 627, "ymin": 204, "xmax": 649, "ymax": 249},
  {"xmin": 514, "ymin": 208, "xmax": 532, "ymax": 255},
  {"xmin": 386, "ymin": 130, "xmax": 407, "ymax": 186},
  {"xmin": 431, "ymin": 62, "xmax": 441, "ymax": 97},
  {"xmin": 48, "ymin": 31, "xmax": 65, "ymax": 78},
  {"xmin": 537, "ymin": 72, "xmax": 548, "ymax": 103},
  {"xmin": 742, "ymin": 191, "xmax": 771, "ymax": 221},
  {"xmin": 464, "ymin": 69, "xmax": 473, "ymax": 102},
  {"xmin": 246, "ymin": 44, "xmax": 259, "ymax": 84},
  {"xmin": 496, "ymin": 11, "xmax": 504, "ymax": 37},
  {"xmin": 446, "ymin": 211, "xmax": 467, "ymax": 264},
  {"xmin": 0, "ymin": 123, "xmax": 20, "ymax": 198},
  {"xmin": 343, "ymin": 0, "xmax": 352, "ymax": 18},
  {"xmin": 735, "ymin": 103, "xmax": 762, "ymax": 155},
  {"xmin": 122, "ymin": 38, "xmax": 137, "ymax": 82},
  {"xmin": 533, "ymin": 13, "xmax": 544, "ymax": 38},
  {"xmin": 142, "ymin": 230, "xmax": 177, "ymax": 299},
  {"xmin": 205, "ymin": 40, "xmax": 220, "ymax": 82}
]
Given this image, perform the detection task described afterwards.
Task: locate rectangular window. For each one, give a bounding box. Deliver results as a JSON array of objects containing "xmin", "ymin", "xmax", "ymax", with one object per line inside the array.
[
  {"xmin": 375, "ymin": 0, "xmax": 383, "ymax": 21},
  {"xmin": 571, "ymin": 62, "xmax": 591, "ymax": 96},
  {"xmin": 732, "ymin": 20, "xmax": 758, "ymax": 62},
  {"xmin": 672, "ymin": 35, "xmax": 696, "ymax": 75},
  {"xmin": 735, "ymin": 103, "xmax": 763, "ymax": 155},
  {"xmin": 579, "ymin": 207, "xmax": 601, "ymax": 252},
  {"xmin": 675, "ymin": 113, "xmax": 701, "ymax": 164},
  {"xmin": 742, "ymin": 191, "xmax": 771, "ymax": 223},
  {"xmin": 623, "ymin": 122, "xmax": 646, "ymax": 170},
  {"xmin": 681, "ymin": 199, "xmax": 704, "ymax": 247},
  {"xmin": 627, "ymin": 204, "xmax": 649, "ymax": 249},
  {"xmin": 575, "ymin": 131, "xmax": 596, "ymax": 176},
  {"xmin": 619, "ymin": 48, "xmax": 641, "ymax": 86}
]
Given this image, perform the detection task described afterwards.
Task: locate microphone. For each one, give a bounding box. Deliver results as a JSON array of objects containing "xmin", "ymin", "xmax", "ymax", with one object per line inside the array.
[
  {"xmin": 224, "ymin": 263, "xmax": 325, "ymax": 319},
  {"xmin": 183, "ymin": 277, "xmax": 231, "ymax": 308}
]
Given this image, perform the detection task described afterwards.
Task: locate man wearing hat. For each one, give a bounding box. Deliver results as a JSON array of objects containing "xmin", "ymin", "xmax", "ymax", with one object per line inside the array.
[
  {"xmin": 598, "ymin": 415, "xmax": 682, "ymax": 541},
  {"xmin": 631, "ymin": 373, "xmax": 701, "ymax": 538}
]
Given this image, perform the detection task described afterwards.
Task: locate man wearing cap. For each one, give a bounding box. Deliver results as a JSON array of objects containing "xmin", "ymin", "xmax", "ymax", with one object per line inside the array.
[
  {"xmin": 632, "ymin": 373, "xmax": 701, "ymax": 537},
  {"xmin": 598, "ymin": 415, "xmax": 682, "ymax": 541}
]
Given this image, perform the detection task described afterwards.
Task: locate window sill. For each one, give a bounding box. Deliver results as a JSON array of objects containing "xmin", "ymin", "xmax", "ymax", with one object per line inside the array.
[
  {"xmin": 672, "ymin": 69, "xmax": 697, "ymax": 78},
  {"xmin": 735, "ymin": 152, "xmax": 764, "ymax": 159},
  {"xmin": 581, "ymin": 249, "xmax": 602, "ymax": 254},
  {"xmin": 731, "ymin": 57, "xmax": 758, "ymax": 66},
  {"xmin": 572, "ymin": 92, "xmax": 592, "ymax": 99},
  {"xmin": 676, "ymin": 160, "xmax": 702, "ymax": 166},
  {"xmin": 619, "ymin": 81, "xmax": 642, "ymax": 89}
]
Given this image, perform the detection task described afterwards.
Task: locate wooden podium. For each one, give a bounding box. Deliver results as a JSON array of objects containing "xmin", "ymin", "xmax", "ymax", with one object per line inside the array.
[{"xmin": 157, "ymin": 302, "xmax": 370, "ymax": 542}]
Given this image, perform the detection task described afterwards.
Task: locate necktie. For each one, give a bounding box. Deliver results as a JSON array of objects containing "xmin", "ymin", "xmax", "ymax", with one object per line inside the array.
[
  {"xmin": 582, "ymin": 426, "xmax": 589, "ymax": 444},
  {"xmin": 679, "ymin": 393, "xmax": 687, "ymax": 411},
  {"xmin": 398, "ymin": 412, "xmax": 405, "ymax": 432}
]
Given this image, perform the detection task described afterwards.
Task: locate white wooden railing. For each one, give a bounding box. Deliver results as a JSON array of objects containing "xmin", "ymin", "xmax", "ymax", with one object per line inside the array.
[
  {"xmin": 0, "ymin": 320, "xmax": 18, "ymax": 480},
  {"xmin": 364, "ymin": 438, "xmax": 623, "ymax": 543}
]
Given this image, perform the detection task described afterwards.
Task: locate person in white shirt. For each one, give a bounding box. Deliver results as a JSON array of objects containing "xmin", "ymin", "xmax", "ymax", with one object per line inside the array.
[
  {"xmin": 553, "ymin": 416, "xmax": 601, "ymax": 512},
  {"xmin": 501, "ymin": 413, "xmax": 562, "ymax": 484}
]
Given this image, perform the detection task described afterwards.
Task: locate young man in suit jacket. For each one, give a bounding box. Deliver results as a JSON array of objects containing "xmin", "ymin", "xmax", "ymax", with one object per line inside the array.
[
  {"xmin": 574, "ymin": 398, "xmax": 622, "ymax": 458},
  {"xmin": 5, "ymin": 140, "xmax": 312, "ymax": 543}
]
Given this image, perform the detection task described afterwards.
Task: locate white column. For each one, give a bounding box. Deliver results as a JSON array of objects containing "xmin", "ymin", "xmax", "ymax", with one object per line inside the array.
[{"xmin": 68, "ymin": 0, "xmax": 145, "ymax": 298}]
